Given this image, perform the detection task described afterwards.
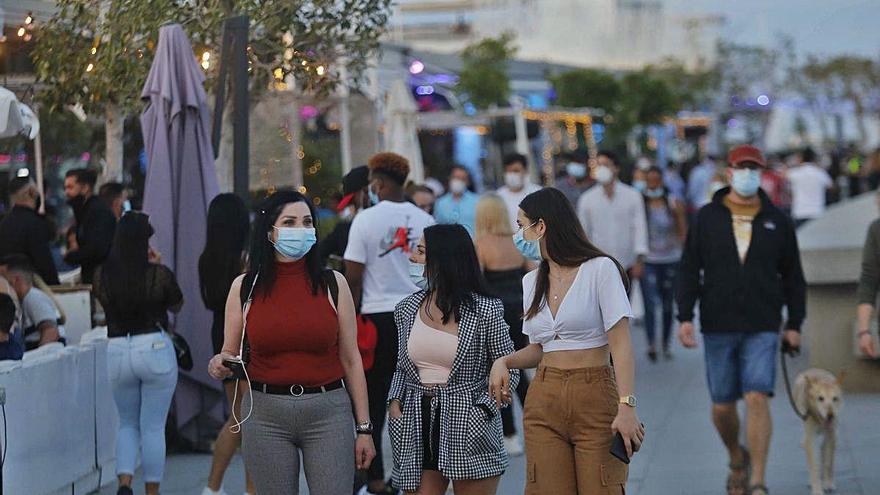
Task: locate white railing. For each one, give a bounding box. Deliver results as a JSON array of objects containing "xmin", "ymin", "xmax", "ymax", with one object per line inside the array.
[{"xmin": 0, "ymin": 329, "xmax": 118, "ymax": 495}]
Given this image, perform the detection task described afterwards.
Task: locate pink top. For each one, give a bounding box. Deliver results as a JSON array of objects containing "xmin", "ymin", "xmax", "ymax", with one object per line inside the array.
[{"xmin": 407, "ymin": 312, "xmax": 459, "ymax": 384}]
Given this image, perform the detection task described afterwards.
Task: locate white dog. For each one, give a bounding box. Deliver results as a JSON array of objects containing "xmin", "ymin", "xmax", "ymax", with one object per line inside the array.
[{"xmin": 792, "ymin": 368, "xmax": 844, "ymax": 495}]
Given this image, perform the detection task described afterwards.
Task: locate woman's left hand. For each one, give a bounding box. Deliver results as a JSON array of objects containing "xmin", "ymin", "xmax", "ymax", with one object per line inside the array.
[
  {"xmin": 611, "ymin": 406, "xmax": 644, "ymax": 459},
  {"xmin": 355, "ymin": 434, "xmax": 376, "ymax": 470}
]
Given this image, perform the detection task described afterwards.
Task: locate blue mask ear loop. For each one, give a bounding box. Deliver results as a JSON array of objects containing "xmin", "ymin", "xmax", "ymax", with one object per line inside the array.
[
  {"xmin": 230, "ymin": 270, "xmax": 259, "ymax": 433},
  {"xmin": 525, "ymin": 221, "xmax": 546, "ymax": 255}
]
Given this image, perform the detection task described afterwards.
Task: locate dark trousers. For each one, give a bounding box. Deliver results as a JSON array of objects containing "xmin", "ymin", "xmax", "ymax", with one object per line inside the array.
[
  {"xmin": 640, "ymin": 262, "xmax": 677, "ymax": 349},
  {"xmin": 499, "ymin": 305, "xmax": 531, "ymax": 437},
  {"xmin": 364, "ymin": 312, "xmax": 399, "ymax": 483}
]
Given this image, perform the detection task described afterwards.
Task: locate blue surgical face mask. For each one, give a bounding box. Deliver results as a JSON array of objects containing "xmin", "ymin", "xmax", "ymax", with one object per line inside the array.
[
  {"xmin": 644, "ymin": 188, "xmax": 664, "ymax": 199},
  {"xmin": 731, "ymin": 169, "xmax": 761, "ymax": 197},
  {"xmin": 408, "ymin": 261, "xmax": 428, "ymax": 290},
  {"xmin": 566, "ymin": 162, "xmax": 587, "ymax": 179},
  {"xmin": 122, "ymin": 200, "xmax": 132, "ymax": 213},
  {"xmin": 633, "ymin": 180, "xmax": 647, "ymax": 193},
  {"xmin": 271, "ymin": 227, "xmax": 317, "ymax": 260},
  {"xmin": 513, "ymin": 222, "xmax": 542, "ymax": 261},
  {"xmin": 368, "ymin": 187, "xmax": 380, "ymax": 206}
]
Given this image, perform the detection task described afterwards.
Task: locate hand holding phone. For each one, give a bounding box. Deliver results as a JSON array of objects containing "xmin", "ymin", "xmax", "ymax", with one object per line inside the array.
[
  {"xmin": 222, "ymin": 356, "xmax": 247, "ymax": 380},
  {"xmin": 610, "ymin": 423, "xmax": 645, "ymax": 464}
]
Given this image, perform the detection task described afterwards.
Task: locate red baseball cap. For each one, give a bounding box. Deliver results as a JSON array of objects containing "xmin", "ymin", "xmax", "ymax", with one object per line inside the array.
[
  {"xmin": 336, "ymin": 165, "xmax": 370, "ymax": 211},
  {"xmin": 727, "ymin": 144, "xmax": 766, "ymax": 168}
]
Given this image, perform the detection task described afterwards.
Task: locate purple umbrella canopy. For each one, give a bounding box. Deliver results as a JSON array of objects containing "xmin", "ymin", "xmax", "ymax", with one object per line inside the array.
[{"xmin": 141, "ymin": 23, "xmax": 221, "ymax": 443}]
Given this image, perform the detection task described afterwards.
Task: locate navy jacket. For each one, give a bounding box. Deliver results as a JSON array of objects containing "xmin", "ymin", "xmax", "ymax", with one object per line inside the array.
[{"xmin": 677, "ymin": 187, "xmax": 806, "ymax": 333}]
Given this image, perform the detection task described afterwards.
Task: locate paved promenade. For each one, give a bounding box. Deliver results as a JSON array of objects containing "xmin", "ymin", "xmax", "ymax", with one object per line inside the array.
[{"xmin": 99, "ymin": 330, "xmax": 880, "ymax": 495}]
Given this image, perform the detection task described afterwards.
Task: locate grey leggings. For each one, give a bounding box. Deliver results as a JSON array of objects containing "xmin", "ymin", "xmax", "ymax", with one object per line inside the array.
[{"xmin": 241, "ymin": 387, "xmax": 355, "ymax": 494}]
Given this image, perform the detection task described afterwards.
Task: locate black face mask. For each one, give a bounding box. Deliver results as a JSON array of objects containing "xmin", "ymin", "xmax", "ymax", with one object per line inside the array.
[{"xmin": 33, "ymin": 193, "xmax": 42, "ymax": 212}]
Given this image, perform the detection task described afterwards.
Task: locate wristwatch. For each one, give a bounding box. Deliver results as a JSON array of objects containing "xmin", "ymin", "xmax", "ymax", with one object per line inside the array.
[
  {"xmin": 619, "ymin": 395, "xmax": 637, "ymax": 408},
  {"xmin": 355, "ymin": 421, "xmax": 373, "ymax": 435}
]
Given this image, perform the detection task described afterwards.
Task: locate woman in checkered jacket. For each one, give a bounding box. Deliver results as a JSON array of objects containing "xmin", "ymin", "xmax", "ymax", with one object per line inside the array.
[{"xmin": 387, "ymin": 224, "xmax": 520, "ymax": 494}]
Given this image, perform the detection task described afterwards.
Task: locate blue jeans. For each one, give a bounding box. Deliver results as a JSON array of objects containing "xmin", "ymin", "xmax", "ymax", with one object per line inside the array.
[
  {"xmin": 640, "ymin": 262, "xmax": 677, "ymax": 349},
  {"xmin": 702, "ymin": 332, "xmax": 778, "ymax": 404},
  {"xmin": 107, "ymin": 332, "xmax": 178, "ymax": 482}
]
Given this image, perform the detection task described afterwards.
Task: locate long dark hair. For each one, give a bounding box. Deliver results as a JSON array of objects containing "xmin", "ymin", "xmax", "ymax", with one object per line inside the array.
[
  {"xmin": 101, "ymin": 211, "xmax": 154, "ymax": 313},
  {"xmin": 247, "ymin": 190, "xmax": 324, "ymax": 298},
  {"xmin": 199, "ymin": 194, "xmax": 250, "ymax": 312},
  {"xmin": 519, "ymin": 188, "xmax": 629, "ymax": 320},
  {"xmin": 423, "ymin": 224, "xmax": 492, "ymax": 324}
]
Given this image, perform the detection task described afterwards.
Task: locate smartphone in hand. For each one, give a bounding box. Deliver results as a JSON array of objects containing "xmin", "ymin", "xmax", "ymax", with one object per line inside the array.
[
  {"xmin": 223, "ymin": 357, "xmax": 247, "ymax": 380},
  {"xmin": 609, "ymin": 423, "xmax": 645, "ymax": 465}
]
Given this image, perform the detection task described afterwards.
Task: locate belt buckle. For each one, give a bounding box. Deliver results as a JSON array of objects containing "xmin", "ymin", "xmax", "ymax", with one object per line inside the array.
[{"xmin": 289, "ymin": 384, "xmax": 305, "ymax": 397}]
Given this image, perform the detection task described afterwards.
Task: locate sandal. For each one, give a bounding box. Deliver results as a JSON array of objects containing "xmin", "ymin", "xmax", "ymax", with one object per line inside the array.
[
  {"xmin": 726, "ymin": 445, "xmax": 751, "ymax": 495},
  {"xmin": 749, "ymin": 485, "xmax": 769, "ymax": 495}
]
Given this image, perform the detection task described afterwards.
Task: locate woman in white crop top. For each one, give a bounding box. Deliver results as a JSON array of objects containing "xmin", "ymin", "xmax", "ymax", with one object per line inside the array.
[
  {"xmin": 387, "ymin": 224, "xmax": 519, "ymax": 495},
  {"xmin": 488, "ymin": 188, "xmax": 644, "ymax": 495}
]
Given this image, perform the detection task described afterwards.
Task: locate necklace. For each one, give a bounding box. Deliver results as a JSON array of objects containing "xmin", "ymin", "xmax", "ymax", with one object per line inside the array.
[{"xmin": 549, "ymin": 267, "xmax": 578, "ymax": 301}]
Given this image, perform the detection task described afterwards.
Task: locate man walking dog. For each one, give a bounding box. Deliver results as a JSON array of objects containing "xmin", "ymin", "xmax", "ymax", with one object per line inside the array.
[{"xmin": 677, "ymin": 145, "xmax": 807, "ymax": 495}]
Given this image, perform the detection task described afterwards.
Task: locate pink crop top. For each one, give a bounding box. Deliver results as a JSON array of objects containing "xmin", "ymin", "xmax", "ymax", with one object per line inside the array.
[{"xmin": 407, "ymin": 312, "xmax": 458, "ymax": 384}]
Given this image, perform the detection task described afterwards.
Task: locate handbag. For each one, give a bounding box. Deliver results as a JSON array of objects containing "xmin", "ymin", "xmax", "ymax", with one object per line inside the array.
[
  {"xmin": 169, "ymin": 331, "xmax": 194, "ymax": 371},
  {"xmin": 357, "ymin": 315, "xmax": 378, "ymax": 371},
  {"xmin": 321, "ymin": 271, "xmax": 378, "ymax": 371},
  {"xmin": 156, "ymin": 321, "xmax": 194, "ymax": 371}
]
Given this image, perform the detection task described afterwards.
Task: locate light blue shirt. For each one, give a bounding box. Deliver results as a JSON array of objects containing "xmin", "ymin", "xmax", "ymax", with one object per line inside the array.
[
  {"xmin": 434, "ymin": 190, "xmax": 479, "ymax": 236},
  {"xmin": 687, "ymin": 161, "xmax": 717, "ymax": 209}
]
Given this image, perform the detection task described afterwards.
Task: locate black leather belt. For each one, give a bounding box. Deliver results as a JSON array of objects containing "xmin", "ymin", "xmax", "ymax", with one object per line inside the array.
[{"xmin": 250, "ymin": 379, "xmax": 344, "ymax": 397}]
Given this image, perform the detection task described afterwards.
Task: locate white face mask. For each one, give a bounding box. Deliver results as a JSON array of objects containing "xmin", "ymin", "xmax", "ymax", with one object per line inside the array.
[
  {"xmin": 594, "ymin": 165, "xmax": 614, "ymax": 185},
  {"xmin": 449, "ymin": 178, "xmax": 468, "ymax": 195},
  {"xmin": 504, "ymin": 172, "xmax": 525, "ymax": 190}
]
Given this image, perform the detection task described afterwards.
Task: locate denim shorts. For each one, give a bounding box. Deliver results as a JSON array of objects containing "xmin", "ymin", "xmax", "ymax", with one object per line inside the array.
[{"xmin": 703, "ymin": 331, "xmax": 778, "ymax": 404}]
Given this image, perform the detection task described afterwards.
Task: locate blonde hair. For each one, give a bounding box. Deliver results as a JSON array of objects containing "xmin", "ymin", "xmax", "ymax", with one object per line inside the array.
[{"xmin": 476, "ymin": 193, "xmax": 514, "ymax": 238}]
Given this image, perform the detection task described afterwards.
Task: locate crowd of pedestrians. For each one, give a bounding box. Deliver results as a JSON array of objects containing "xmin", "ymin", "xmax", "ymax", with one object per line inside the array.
[{"xmin": 0, "ymin": 140, "xmax": 878, "ymax": 495}]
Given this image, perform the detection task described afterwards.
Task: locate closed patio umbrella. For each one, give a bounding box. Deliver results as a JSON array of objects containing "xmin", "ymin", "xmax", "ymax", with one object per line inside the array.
[
  {"xmin": 141, "ymin": 23, "xmax": 221, "ymax": 444},
  {"xmin": 384, "ymin": 79, "xmax": 425, "ymax": 183}
]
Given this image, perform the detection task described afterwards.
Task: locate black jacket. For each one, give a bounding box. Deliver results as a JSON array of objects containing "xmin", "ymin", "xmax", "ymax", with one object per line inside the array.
[
  {"xmin": 64, "ymin": 196, "xmax": 116, "ymax": 284},
  {"xmin": 0, "ymin": 206, "xmax": 60, "ymax": 285},
  {"xmin": 676, "ymin": 187, "xmax": 806, "ymax": 333}
]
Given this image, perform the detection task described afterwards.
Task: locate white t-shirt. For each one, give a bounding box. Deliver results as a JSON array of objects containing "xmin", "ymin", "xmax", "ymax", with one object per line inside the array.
[
  {"xmin": 522, "ymin": 257, "xmax": 632, "ymax": 352},
  {"xmin": 21, "ymin": 288, "xmax": 65, "ymax": 344},
  {"xmin": 496, "ymin": 183, "xmax": 542, "ymax": 230},
  {"xmin": 787, "ymin": 164, "xmax": 832, "ymax": 220},
  {"xmin": 344, "ymin": 200, "xmax": 435, "ymax": 314}
]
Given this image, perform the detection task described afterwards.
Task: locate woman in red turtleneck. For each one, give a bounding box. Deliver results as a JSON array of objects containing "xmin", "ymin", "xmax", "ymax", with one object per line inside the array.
[{"xmin": 208, "ymin": 191, "xmax": 375, "ymax": 494}]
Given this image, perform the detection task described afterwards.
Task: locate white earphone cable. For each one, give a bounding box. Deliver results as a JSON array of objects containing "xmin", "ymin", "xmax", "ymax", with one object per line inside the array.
[{"xmin": 229, "ymin": 273, "xmax": 259, "ymax": 433}]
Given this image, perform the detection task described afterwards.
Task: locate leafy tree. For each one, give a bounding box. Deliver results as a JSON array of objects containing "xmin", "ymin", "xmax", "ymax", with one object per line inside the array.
[
  {"xmin": 550, "ymin": 69, "xmax": 621, "ymax": 111},
  {"xmin": 33, "ymin": 0, "xmax": 392, "ymax": 182},
  {"xmin": 643, "ymin": 57, "xmax": 718, "ymax": 111},
  {"xmin": 457, "ymin": 33, "xmax": 517, "ymax": 109},
  {"xmin": 801, "ymin": 55, "xmax": 879, "ymax": 147},
  {"xmin": 620, "ymin": 70, "xmax": 679, "ymax": 126}
]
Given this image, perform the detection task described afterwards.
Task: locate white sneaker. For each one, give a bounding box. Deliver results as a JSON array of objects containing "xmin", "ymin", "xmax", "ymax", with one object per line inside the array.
[
  {"xmin": 504, "ymin": 435, "xmax": 524, "ymax": 457},
  {"xmin": 201, "ymin": 488, "xmax": 227, "ymax": 495}
]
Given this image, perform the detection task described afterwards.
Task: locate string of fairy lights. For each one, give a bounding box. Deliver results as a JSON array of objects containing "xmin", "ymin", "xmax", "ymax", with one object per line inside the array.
[
  {"xmin": 523, "ymin": 110, "xmax": 598, "ymax": 185},
  {"xmin": 0, "ymin": 11, "xmax": 36, "ymax": 43}
]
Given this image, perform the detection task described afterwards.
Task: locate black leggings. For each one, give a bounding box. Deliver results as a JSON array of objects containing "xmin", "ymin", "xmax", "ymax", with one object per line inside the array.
[{"xmin": 364, "ymin": 312, "xmax": 399, "ymax": 483}]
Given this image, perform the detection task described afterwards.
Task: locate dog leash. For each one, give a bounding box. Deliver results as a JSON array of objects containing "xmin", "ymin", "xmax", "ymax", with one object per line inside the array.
[{"xmin": 779, "ymin": 347, "xmax": 808, "ymax": 421}]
